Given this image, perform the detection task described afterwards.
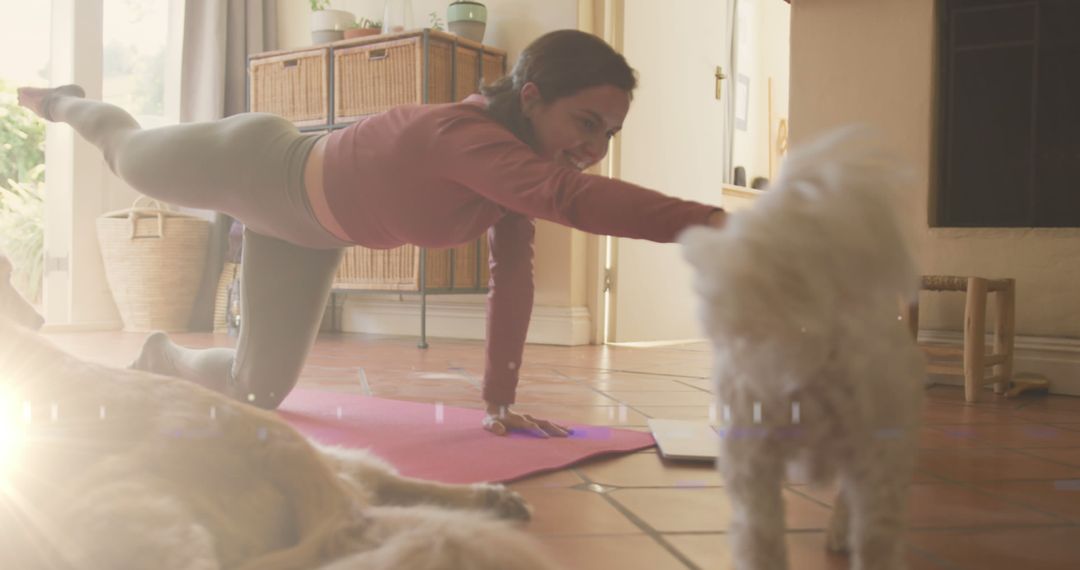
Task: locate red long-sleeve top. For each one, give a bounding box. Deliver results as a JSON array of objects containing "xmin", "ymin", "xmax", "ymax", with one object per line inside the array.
[{"xmin": 322, "ymin": 95, "xmax": 717, "ymax": 405}]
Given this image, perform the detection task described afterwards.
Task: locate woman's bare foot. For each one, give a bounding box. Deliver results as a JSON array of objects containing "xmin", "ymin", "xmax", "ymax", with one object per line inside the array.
[
  {"xmin": 129, "ymin": 331, "xmax": 178, "ymax": 377},
  {"xmin": 16, "ymin": 84, "xmax": 85, "ymax": 121}
]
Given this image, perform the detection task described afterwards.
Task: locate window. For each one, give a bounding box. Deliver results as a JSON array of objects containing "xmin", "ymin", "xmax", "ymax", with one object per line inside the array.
[
  {"xmin": 103, "ymin": 0, "xmax": 173, "ymax": 127},
  {"xmin": 0, "ymin": 1, "xmax": 51, "ymax": 305},
  {"xmin": 936, "ymin": 0, "xmax": 1080, "ymax": 227}
]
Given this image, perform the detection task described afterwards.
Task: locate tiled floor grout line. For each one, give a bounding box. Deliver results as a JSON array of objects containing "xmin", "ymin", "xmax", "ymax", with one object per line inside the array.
[
  {"xmin": 671, "ymin": 378, "xmax": 713, "ymax": 393},
  {"xmin": 550, "ymin": 368, "xmax": 668, "ymax": 423},
  {"xmin": 908, "ymin": 544, "xmax": 967, "ymax": 570},
  {"xmin": 786, "ymin": 475, "xmax": 1079, "ymax": 529},
  {"xmin": 784, "ymin": 484, "xmax": 1075, "ymax": 570},
  {"xmin": 906, "ymin": 522, "xmax": 1080, "ymax": 531},
  {"xmin": 916, "ymin": 476, "xmax": 1080, "ymax": 484},
  {"xmin": 652, "ymin": 529, "xmax": 844, "ymax": 536},
  {"xmin": 911, "ymin": 522, "xmax": 1080, "ymax": 532},
  {"xmin": 948, "ymin": 482, "xmax": 1080, "ymax": 525},
  {"xmin": 907, "ymin": 463, "xmax": 1080, "ymax": 525},
  {"xmin": 911, "ymin": 424, "xmax": 1080, "ymax": 476},
  {"xmin": 446, "ymin": 366, "xmax": 485, "ymax": 391},
  {"xmin": 918, "ymin": 440, "xmax": 1080, "ymax": 472},
  {"xmin": 647, "ymin": 529, "xmax": 980, "ymax": 570},
  {"xmin": 930, "ymin": 421, "xmax": 1080, "ymax": 431},
  {"xmin": 781, "ymin": 484, "xmax": 841, "ymax": 511},
  {"xmin": 1000, "ymin": 447, "xmax": 1080, "ymax": 470},
  {"xmin": 543, "ymin": 369, "xmax": 713, "ymax": 398},
  {"xmin": 569, "ymin": 468, "xmax": 703, "ymax": 570},
  {"xmin": 542, "ymin": 363, "xmax": 708, "ymax": 381}
]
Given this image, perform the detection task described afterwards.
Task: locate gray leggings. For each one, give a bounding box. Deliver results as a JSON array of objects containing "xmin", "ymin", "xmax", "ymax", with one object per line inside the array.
[{"xmin": 49, "ymin": 93, "xmax": 350, "ymax": 409}]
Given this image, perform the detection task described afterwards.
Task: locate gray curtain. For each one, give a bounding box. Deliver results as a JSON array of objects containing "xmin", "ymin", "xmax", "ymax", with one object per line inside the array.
[{"xmin": 183, "ymin": 0, "xmax": 278, "ymax": 330}]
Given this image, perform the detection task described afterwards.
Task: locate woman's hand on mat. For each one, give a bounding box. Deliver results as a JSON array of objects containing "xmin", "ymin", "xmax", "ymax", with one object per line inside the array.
[{"xmin": 483, "ymin": 405, "xmax": 572, "ymax": 438}]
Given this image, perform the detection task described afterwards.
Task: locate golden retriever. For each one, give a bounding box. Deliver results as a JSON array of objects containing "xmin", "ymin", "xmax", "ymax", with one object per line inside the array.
[{"xmin": 0, "ymin": 315, "xmax": 559, "ymax": 570}]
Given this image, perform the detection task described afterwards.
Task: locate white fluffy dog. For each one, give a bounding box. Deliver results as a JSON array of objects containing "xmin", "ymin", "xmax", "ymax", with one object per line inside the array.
[
  {"xmin": 680, "ymin": 128, "xmax": 925, "ymax": 570},
  {"xmin": 0, "ymin": 317, "xmax": 559, "ymax": 570}
]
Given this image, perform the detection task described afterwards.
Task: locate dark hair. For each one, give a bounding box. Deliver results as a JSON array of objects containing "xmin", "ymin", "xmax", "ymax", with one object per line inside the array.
[{"xmin": 481, "ymin": 29, "xmax": 637, "ymax": 149}]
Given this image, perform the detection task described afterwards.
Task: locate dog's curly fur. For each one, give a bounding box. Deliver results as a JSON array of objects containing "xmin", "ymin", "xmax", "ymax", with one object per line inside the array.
[
  {"xmin": 680, "ymin": 128, "xmax": 925, "ymax": 570},
  {"xmin": 0, "ymin": 318, "xmax": 559, "ymax": 570}
]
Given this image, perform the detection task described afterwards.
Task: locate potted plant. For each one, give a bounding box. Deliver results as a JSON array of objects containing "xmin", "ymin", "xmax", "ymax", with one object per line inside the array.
[
  {"xmin": 429, "ymin": 12, "xmax": 445, "ymax": 32},
  {"xmin": 310, "ymin": 0, "xmax": 355, "ymax": 44},
  {"xmin": 344, "ymin": 17, "xmax": 382, "ymax": 39},
  {"xmin": 447, "ymin": 0, "xmax": 487, "ymax": 43}
]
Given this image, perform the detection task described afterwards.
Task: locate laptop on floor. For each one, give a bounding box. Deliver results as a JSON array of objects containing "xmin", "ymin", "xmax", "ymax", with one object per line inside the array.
[{"xmin": 647, "ymin": 418, "xmax": 719, "ymax": 462}]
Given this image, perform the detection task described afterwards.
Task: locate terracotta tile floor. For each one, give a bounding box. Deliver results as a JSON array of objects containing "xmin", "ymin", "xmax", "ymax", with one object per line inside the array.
[{"xmin": 43, "ymin": 331, "xmax": 1080, "ymax": 570}]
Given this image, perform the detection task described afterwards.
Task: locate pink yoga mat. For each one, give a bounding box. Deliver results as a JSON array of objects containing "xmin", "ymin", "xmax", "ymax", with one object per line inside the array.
[{"xmin": 278, "ymin": 388, "xmax": 655, "ymax": 484}]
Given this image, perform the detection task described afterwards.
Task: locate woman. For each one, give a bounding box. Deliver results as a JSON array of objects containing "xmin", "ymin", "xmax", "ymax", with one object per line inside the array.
[{"xmin": 19, "ymin": 30, "xmax": 725, "ymax": 437}]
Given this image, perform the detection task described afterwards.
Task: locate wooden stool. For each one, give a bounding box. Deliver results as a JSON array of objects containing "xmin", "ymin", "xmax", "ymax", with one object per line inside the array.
[{"xmin": 904, "ymin": 276, "xmax": 1016, "ymax": 403}]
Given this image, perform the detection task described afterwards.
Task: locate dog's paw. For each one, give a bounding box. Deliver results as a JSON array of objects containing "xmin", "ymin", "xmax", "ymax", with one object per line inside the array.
[{"xmin": 473, "ymin": 484, "xmax": 532, "ymax": 522}]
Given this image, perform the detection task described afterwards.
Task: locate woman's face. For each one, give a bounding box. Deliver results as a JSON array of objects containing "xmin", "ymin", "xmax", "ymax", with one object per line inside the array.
[{"xmin": 520, "ymin": 83, "xmax": 631, "ymax": 171}]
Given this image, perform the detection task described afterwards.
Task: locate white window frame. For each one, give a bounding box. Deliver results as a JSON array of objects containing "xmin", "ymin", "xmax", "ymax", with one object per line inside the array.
[{"xmin": 43, "ymin": 0, "xmax": 183, "ymax": 329}]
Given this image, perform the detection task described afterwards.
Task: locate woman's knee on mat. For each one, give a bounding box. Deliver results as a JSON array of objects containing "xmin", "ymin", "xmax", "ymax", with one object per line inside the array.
[{"xmin": 230, "ymin": 371, "xmax": 300, "ymax": 411}]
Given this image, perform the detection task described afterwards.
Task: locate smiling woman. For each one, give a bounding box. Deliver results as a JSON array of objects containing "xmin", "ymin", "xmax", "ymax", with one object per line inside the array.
[
  {"xmin": 20, "ymin": 29, "xmax": 725, "ymax": 440},
  {"xmin": 481, "ymin": 29, "xmax": 637, "ymax": 166}
]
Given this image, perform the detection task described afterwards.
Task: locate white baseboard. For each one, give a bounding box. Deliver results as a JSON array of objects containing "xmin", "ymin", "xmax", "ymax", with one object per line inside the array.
[
  {"xmin": 920, "ymin": 330, "xmax": 1080, "ymax": 397},
  {"xmin": 336, "ymin": 295, "xmax": 592, "ymax": 346}
]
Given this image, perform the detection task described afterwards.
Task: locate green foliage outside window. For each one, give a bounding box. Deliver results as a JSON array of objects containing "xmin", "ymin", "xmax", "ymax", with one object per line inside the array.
[
  {"xmin": 0, "ymin": 80, "xmax": 45, "ymax": 186},
  {"xmin": 0, "ymin": 80, "xmax": 46, "ymax": 303}
]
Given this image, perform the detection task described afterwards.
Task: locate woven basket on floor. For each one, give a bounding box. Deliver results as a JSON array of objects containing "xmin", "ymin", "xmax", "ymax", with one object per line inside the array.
[{"xmin": 97, "ymin": 198, "xmax": 209, "ymax": 332}]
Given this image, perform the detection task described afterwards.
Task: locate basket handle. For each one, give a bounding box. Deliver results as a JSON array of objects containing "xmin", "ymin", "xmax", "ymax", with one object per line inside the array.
[
  {"xmin": 129, "ymin": 195, "xmax": 170, "ymax": 212},
  {"xmin": 368, "ymin": 49, "xmax": 389, "ymax": 61},
  {"xmin": 127, "ymin": 211, "xmax": 165, "ymax": 240},
  {"xmin": 126, "ymin": 196, "xmax": 166, "ymax": 240}
]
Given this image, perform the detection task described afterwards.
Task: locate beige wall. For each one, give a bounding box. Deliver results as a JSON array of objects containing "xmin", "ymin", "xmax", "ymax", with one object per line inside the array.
[
  {"xmin": 278, "ymin": 0, "xmax": 578, "ymax": 66},
  {"xmin": 731, "ymin": 0, "xmax": 789, "ymax": 185},
  {"xmin": 789, "ymin": 0, "xmax": 1080, "ymax": 339}
]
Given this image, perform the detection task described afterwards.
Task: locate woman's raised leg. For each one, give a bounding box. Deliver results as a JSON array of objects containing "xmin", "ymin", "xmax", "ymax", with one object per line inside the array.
[
  {"xmin": 21, "ymin": 85, "xmax": 348, "ymax": 407},
  {"xmin": 17, "ymin": 84, "xmax": 328, "ymax": 242}
]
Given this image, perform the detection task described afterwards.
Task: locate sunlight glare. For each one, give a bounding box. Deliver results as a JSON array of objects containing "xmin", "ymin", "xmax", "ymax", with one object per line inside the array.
[{"xmin": 0, "ymin": 387, "xmax": 27, "ymax": 481}]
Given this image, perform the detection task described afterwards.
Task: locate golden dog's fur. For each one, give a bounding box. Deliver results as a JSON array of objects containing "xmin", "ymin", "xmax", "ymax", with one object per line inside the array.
[{"xmin": 0, "ymin": 318, "xmax": 559, "ymax": 570}]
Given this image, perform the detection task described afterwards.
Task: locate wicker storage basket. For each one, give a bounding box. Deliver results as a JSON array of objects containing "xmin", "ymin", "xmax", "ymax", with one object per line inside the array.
[
  {"xmin": 97, "ymin": 198, "xmax": 210, "ymax": 332},
  {"xmin": 334, "ymin": 240, "xmax": 490, "ymax": 291},
  {"xmin": 333, "ymin": 31, "xmax": 506, "ymax": 123},
  {"xmin": 247, "ymin": 30, "xmax": 505, "ymax": 296},
  {"xmin": 334, "ymin": 36, "xmax": 429, "ymax": 121},
  {"xmin": 249, "ymin": 48, "xmax": 330, "ymax": 127}
]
